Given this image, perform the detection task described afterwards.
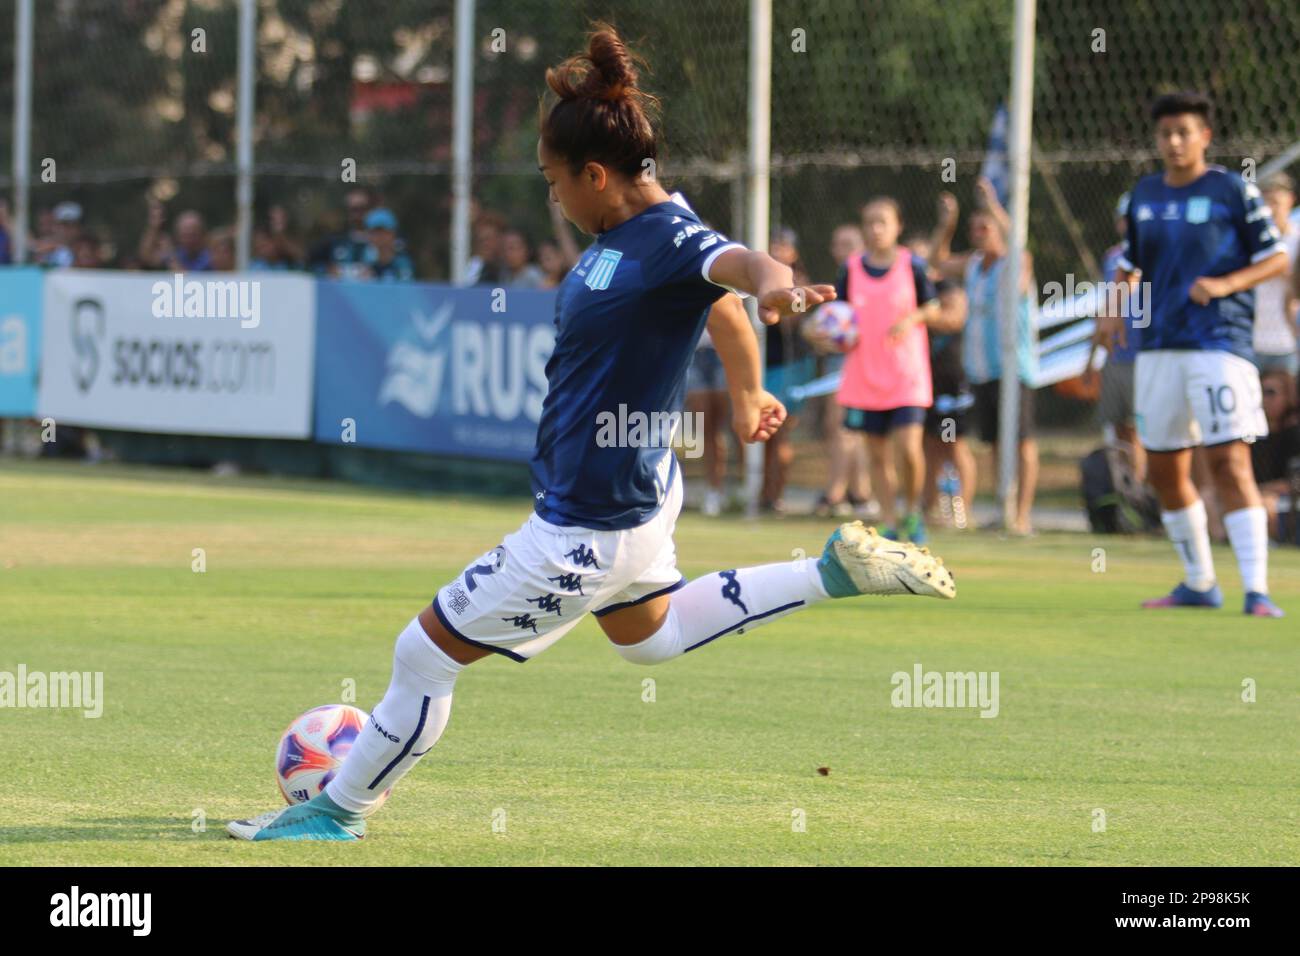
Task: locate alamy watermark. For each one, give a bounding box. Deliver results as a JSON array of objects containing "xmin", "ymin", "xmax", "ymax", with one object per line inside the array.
[
  {"xmin": 594, "ymin": 403, "xmax": 704, "ymax": 458},
  {"xmin": 152, "ymin": 273, "xmax": 261, "ymax": 329},
  {"xmin": 891, "ymin": 663, "xmax": 999, "ymax": 718},
  {"xmin": 0, "ymin": 664, "xmax": 103, "ymax": 718},
  {"xmin": 1041, "ymin": 273, "xmax": 1151, "ymax": 329}
]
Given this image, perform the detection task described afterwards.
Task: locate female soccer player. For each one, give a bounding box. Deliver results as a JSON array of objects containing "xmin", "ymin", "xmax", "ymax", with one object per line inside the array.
[{"xmin": 229, "ymin": 25, "xmax": 955, "ymax": 842}]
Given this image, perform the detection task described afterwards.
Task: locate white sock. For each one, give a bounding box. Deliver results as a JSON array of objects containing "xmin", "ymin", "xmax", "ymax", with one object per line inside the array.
[
  {"xmin": 1160, "ymin": 500, "xmax": 1216, "ymax": 591},
  {"xmin": 326, "ymin": 617, "xmax": 462, "ymax": 814},
  {"xmin": 1223, "ymin": 506, "xmax": 1269, "ymax": 595},
  {"xmin": 614, "ymin": 561, "xmax": 829, "ymax": 665}
]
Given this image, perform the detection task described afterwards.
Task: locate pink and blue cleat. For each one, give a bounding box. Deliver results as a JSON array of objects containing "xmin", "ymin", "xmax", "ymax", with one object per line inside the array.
[
  {"xmin": 1141, "ymin": 582, "xmax": 1223, "ymax": 609},
  {"xmin": 1244, "ymin": 592, "xmax": 1285, "ymax": 618}
]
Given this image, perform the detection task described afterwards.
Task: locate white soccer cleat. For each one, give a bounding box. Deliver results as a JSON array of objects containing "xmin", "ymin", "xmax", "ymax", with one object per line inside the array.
[{"xmin": 817, "ymin": 521, "xmax": 956, "ymax": 600}]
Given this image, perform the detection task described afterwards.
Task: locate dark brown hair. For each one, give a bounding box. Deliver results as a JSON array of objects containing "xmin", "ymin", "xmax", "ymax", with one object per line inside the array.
[
  {"xmin": 540, "ymin": 23, "xmax": 660, "ymax": 178},
  {"xmin": 1151, "ymin": 90, "xmax": 1213, "ymax": 126}
]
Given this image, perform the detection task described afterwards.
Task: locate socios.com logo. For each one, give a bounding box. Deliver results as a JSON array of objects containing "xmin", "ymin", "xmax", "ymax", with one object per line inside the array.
[{"xmin": 71, "ymin": 297, "xmax": 106, "ymax": 393}]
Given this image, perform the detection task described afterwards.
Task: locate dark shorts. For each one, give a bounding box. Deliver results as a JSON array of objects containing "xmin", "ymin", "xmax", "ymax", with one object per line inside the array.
[
  {"xmin": 972, "ymin": 380, "xmax": 1036, "ymax": 444},
  {"xmin": 843, "ymin": 405, "xmax": 928, "ymax": 436},
  {"xmin": 925, "ymin": 391, "xmax": 975, "ymax": 439},
  {"xmin": 686, "ymin": 346, "xmax": 726, "ymax": 393},
  {"xmin": 1096, "ymin": 359, "xmax": 1135, "ymax": 428}
]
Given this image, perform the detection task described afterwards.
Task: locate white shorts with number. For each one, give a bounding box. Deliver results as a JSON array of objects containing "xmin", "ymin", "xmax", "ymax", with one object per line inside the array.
[
  {"xmin": 1134, "ymin": 349, "xmax": 1268, "ymax": 452},
  {"xmin": 432, "ymin": 456, "xmax": 685, "ymax": 662}
]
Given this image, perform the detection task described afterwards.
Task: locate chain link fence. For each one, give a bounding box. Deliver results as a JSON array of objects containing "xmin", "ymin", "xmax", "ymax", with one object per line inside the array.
[{"xmin": 4, "ymin": 0, "xmax": 1300, "ymax": 487}]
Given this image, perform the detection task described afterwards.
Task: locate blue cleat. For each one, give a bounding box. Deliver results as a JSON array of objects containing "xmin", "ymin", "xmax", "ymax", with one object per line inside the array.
[
  {"xmin": 816, "ymin": 521, "xmax": 955, "ymax": 600},
  {"xmin": 227, "ymin": 799, "xmax": 365, "ymax": 842},
  {"xmin": 1244, "ymin": 591, "xmax": 1285, "ymax": 618},
  {"xmin": 1141, "ymin": 582, "xmax": 1223, "ymax": 609}
]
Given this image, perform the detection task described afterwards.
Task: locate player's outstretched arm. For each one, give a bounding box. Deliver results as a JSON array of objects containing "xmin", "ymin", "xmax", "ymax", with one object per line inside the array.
[
  {"xmin": 707, "ymin": 247, "xmax": 836, "ymax": 325},
  {"xmin": 705, "ymin": 293, "xmax": 786, "ymax": 443}
]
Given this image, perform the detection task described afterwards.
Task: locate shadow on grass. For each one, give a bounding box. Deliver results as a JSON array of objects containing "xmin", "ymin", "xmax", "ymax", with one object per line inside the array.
[{"xmin": 0, "ymin": 816, "xmax": 226, "ymax": 844}]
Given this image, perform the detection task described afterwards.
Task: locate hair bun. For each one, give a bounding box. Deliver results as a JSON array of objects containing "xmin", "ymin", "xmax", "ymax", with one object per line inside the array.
[
  {"xmin": 546, "ymin": 22, "xmax": 644, "ymax": 105},
  {"xmin": 584, "ymin": 28, "xmax": 636, "ymax": 101}
]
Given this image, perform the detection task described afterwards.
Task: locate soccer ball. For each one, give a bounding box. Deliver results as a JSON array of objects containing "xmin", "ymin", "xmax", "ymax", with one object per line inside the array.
[
  {"xmin": 275, "ymin": 703, "xmax": 388, "ymax": 808},
  {"xmin": 803, "ymin": 300, "xmax": 858, "ymax": 351}
]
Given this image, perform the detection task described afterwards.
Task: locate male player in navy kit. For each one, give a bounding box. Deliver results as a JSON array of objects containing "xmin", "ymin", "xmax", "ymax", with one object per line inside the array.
[
  {"xmin": 1097, "ymin": 91, "xmax": 1287, "ymax": 617},
  {"xmin": 229, "ymin": 24, "xmax": 956, "ymax": 841}
]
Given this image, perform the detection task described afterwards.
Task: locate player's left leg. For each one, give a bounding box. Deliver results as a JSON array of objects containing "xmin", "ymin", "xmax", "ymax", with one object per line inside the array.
[
  {"xmin": 599, "ymin": 521, "xmax": 955, "ymax": 664},
  {"xmin": 1190, "ymin": 352, "xmax": 1282, "ymax": 617}
]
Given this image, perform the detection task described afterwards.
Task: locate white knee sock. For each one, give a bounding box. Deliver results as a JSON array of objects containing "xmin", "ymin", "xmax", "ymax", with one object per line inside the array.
[
  {"xmin": 1223, "ymin": 506, "xmax": 1269, "ymax": 595},
  {"xmin": 1160, "ymin": 500, "xmax": 1216, "ymax": 591},
  {"xmin": 326, "ymin": 617, "xmax": 462, "ymax": 814},
  {"xmin": 615, "ymin": 561, "xmax": 829, "ymax": 665}
]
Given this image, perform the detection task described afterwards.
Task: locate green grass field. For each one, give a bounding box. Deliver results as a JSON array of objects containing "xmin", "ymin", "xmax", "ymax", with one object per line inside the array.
[{"xmin": 0, "ymin": 460, "xmax": 1296, "ymax": 866}]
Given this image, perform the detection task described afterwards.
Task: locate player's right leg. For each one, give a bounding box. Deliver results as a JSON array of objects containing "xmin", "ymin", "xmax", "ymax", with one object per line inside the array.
[
  {"xmin": 1136, "ymin": 351, "xmax": 1221, "ymax": 608},
  {"xmin": 228, "ymin": 514, "xmax": 615, "ymax": 841}
]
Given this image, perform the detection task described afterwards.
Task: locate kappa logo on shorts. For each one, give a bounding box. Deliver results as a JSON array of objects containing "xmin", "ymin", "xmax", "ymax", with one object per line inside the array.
[
  {"xmin": 548, "ymin": 572, "xmax": 585, "ymax": 595},
  {"xmin": 527, "ymin": 593, "xmax": 563, "ymax": 616},
  {"xmin": 565, "ymin": 544, "xmax": 600, "ymax": 569},
  {"xmin": 719, "ymin": 569, "xmax": 748, "ymax": 614},
  {"xmin": 501, "ymin": 613, "xmax": 540, "ymax": 634}
]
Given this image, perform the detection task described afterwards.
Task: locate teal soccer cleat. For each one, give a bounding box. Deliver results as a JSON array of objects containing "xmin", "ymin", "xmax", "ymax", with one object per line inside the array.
[
  {"xmin": 817, "ymin": 521, "xmax": 956, "ymax": 600},
  {"xmin": 227, "ymin": 801, "xmax": 366, "ymax": 842}
]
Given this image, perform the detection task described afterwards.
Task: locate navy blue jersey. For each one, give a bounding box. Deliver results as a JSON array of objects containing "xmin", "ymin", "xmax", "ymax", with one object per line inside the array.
[
  {"xmin": 531, "ymin": 200, "xmax": 742, "ymax": 530},
  {"xmin": 1118, "ymin": 165, "xmax": 1284, "ymax": 359}
]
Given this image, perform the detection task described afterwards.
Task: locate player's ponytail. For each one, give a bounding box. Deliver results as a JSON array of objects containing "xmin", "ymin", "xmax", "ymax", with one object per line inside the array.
[{"xmin": 541, "ymin": 23, "xmax": 660, "ymax": 179}]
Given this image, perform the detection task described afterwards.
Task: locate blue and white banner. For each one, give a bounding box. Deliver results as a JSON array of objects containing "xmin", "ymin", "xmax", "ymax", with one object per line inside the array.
[
  {"xmin": 39, "ymin": 271, "xmax": 316, "ymax": 437},
  {"xmin": 0, "ymin": 268, "xmax": 43, "ymax": 416},
  {"xmin": 313, "ymin": 282, "xmax": 555, "ymax": 460}
]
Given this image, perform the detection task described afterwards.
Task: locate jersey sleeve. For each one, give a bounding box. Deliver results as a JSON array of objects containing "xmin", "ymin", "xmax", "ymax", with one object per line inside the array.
[
  {"xmin": 642, "ymin": 217, "xmax": 746, "ymax": 295},
  {"xmin": 1237, "ymin": 178, "xmax": 1287, "ymax": 263}
]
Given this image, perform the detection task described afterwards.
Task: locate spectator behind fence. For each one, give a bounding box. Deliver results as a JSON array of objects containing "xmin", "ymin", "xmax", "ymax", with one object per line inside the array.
[
  {"xmin": 140, "ymin": 205, "xmax": 212, "ymax": 272},
  {"xmin": 932, "ymin": 177, "xmax": 1040, "ymax": 535},
  {"xmin": 1087, "ymin": 192, "xmax": 1146, "ymax": 482},
  {"xmin": 537, "ymin": 239, "xmax": 570, "ymax": 288},
  {"xmin": 500, "ymin": 229, "xmax": 546, "ymax": 288},
  {"xmin": 42, "ymin": 201, "xmax": 83, "ymax": 268},
  {"xmin": 361, "ymin": 208, "xmax": 414, "ymax": 281},
  {"xmin": 1251, "ymin": 369, "xmax": 1300, "ymax": 540},
  {"xmin": 760, "ymin": 226, "xmax": 816, "ymax": 515},
  {"xmin": 309, "ymin": 188, "xmax": 375, "ymax": 278},
  {"xmin": 815, "ymin": 223, "xmax": 874, "ymax": 519},
  {"xmin": 906, "ymin": 233, "xmax": 973, "ymax": 529},
  {"xmin": 1254, "ymin": 173, "xmax": 1299, "ymax": 377},
  {"xmin": 72, "ymin": 233, "xmax": 105, "ymax": 269},
  {"xmin": 209, "ymin": 228, "xmax": 236, "ymax": 271},
  {"xmin": 466, "ymin": 211, "xmax": 507, "ymax": 285}
]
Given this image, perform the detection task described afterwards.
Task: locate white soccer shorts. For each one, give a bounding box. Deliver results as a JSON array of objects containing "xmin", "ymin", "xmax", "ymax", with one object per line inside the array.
[
  {"xmin": 1134, "ymin": 349, "xmax": 1268, "ymax": 452},
  {"xmin": 432, "ymin": 458, "xmax": 685, "ymax": 661}
]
